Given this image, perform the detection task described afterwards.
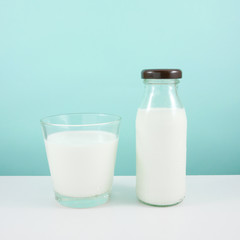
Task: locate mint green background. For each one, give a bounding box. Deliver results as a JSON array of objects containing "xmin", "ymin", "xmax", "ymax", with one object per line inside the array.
[{"xmin": 0, "ymin": 0, "xmax": 240, "ymax": 175}]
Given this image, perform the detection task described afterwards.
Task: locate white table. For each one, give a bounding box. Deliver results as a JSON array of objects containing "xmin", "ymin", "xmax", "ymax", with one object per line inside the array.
[{"xmin": 0, "ymin": 176, "xmax": 240, "ymax": 240}]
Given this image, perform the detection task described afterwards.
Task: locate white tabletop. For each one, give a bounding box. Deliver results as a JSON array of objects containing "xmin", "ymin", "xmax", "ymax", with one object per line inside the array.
[{"xmin": 0, "ymin": 176, "xmax": 240, "ymax": 240}]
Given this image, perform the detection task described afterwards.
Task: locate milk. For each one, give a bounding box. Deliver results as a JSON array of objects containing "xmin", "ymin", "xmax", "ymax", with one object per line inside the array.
[
  {"xmin": 136, "ymin": 108, "xmax": 187, "ymax": 205},
  {"xmin": 45, "ymin": 131, "xmax": 118, "ymax": 198}
]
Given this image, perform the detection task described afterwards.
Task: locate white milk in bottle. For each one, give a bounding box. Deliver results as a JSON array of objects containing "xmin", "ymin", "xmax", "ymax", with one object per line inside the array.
[{"xmin": 136, "ymin": 69, "xmax": 187, "ymax": 206}]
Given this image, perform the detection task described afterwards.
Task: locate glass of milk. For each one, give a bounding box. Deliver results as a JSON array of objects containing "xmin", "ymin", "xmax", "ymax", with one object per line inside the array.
[
  {"xmin": 136, "ymin": 69, "xmax": 187, "ymax": 207},
  {"xmin": 41, "ymin": 113, "xmax": 121, "ymax": 208}
]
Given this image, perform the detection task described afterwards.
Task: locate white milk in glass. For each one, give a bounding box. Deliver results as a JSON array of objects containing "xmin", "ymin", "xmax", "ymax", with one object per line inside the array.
[
  {"xmin": 45, "ymin": 131, "xmax": 118, "ymax": 198},
  {"xmin": 136, "ymin": 108, "xmax": 187, "ymax": 205}
]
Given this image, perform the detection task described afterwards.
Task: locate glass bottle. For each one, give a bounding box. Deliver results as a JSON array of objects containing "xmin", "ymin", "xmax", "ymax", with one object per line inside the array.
[{"xmin": 136, "ymin": 69, "xmax": 187, "ymax": 206}]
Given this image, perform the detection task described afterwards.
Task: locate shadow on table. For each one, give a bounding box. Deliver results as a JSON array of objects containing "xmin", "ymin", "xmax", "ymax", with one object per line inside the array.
[{"xmin": 110, "ymin": 182, "xmax": 140, "ymax": 206}]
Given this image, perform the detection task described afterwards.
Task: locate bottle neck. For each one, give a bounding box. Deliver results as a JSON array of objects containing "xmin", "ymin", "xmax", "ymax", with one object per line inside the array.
[{"xmin": 139, "ymin": 79, "xmax": 183, "ymax": 109}]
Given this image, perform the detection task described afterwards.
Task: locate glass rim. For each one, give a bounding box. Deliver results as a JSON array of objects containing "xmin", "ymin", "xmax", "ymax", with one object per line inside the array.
[{"xmin": 40, "ymin": 113, "xmax": 121, "ymax": 127}]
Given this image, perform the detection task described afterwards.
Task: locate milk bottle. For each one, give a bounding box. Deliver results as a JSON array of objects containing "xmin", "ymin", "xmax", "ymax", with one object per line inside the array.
[{"xmin": 136, "ymin": 69, "xmax": 187, "ymax": 206}]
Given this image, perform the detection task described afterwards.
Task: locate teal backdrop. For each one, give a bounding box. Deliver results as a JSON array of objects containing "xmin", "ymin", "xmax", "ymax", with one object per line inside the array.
[{"xmin": 0, "ymin": 0, "xmax": 240, "ymax": 175}]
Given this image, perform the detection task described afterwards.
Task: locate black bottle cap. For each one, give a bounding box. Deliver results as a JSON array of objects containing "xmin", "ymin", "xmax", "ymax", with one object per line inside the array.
[{"xmin": 141, "ymin": 69, "xmax": 182, "ymax": 79}]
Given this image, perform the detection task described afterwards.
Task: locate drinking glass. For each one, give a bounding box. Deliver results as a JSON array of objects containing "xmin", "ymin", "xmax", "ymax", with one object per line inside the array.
[{"xmin": 41, "ymin": 113, "xmax": 121, "ymax": 208}]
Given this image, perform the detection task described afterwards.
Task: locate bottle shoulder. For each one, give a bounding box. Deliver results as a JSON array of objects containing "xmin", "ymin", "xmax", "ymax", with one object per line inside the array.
[{"xmin": 136, "ymin": 108, "xmax": 187, "ymax": 122}]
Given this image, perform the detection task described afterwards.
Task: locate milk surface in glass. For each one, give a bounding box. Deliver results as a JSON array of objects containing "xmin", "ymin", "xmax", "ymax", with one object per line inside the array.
[
  {"xmin": 45, "ymin": 130, "xmax": 118, "ymax": 197},
  {"xmin": 136, "ymin": 108, "xmax": 187, "ymax": 206}
]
